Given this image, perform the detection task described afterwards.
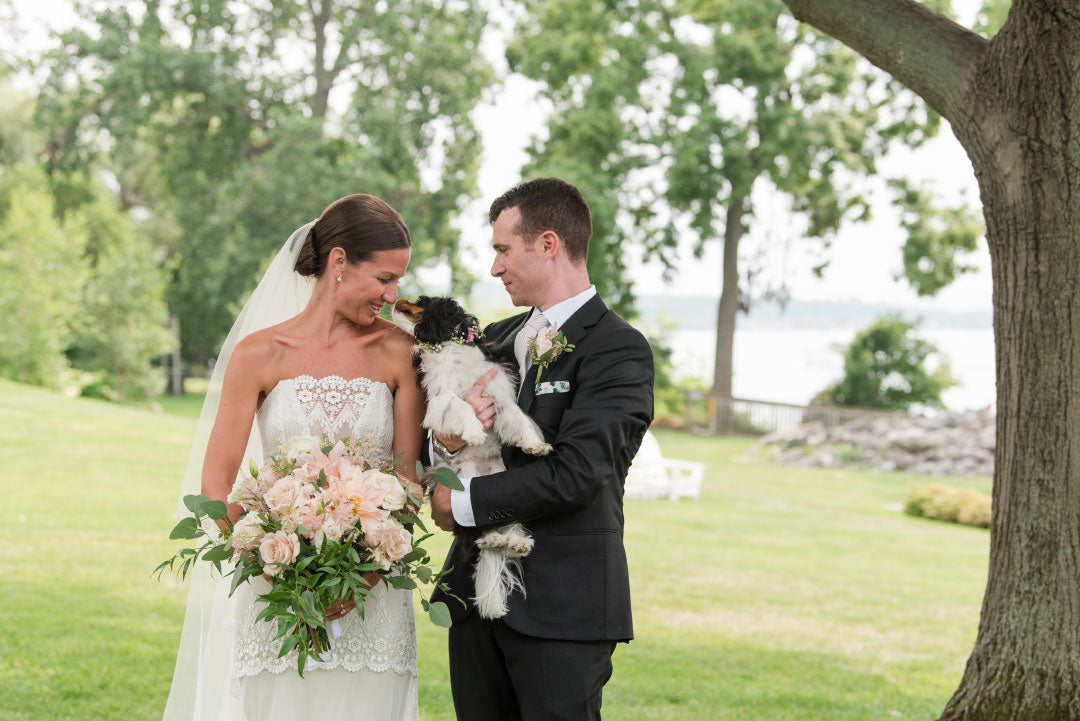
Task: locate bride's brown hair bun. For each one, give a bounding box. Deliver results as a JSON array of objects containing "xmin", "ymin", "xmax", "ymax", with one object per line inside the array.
[{"xmin": 294, "ymin": 194, "xmax": 411, "ymax": 277}]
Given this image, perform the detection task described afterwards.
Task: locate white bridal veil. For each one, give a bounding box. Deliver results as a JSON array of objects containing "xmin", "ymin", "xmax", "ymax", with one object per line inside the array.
[{"xmin": 162, "ymin": 221, "xmax": 316, "ymax": 721}]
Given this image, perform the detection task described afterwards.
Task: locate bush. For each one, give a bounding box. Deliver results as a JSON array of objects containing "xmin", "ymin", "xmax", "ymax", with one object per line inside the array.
[
  {"xmin": 817, "ymin": 314, "xmax": 956, "ymax": 411},
  {"xmin": 904, "ymin": 483, "xmax": 991, "ymax": 528}
]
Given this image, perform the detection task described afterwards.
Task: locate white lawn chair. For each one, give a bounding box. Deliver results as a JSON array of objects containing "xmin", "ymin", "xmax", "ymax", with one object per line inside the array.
[
  {"xmin": 626, "ymin": 431, "xmax": 706, "ymax": 502},
  {"xmin": 663, "ymin": 459, "xmax": 705, "ymax": 502},
  {"xmin": 624, "ymin": 431, "xmax": 669, "ymax": 499}
]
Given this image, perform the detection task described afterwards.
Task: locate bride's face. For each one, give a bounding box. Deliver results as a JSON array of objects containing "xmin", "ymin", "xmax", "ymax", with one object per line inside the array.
[{"xmin": 337, "ymin": 247, "xmax": 411, "ymax": 325}]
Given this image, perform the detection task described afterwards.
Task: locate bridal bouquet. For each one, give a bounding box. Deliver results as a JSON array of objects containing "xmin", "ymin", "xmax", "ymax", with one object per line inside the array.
[{"xmin": 157, "ymin": 435, "xmax": 461, "ymax": 675}]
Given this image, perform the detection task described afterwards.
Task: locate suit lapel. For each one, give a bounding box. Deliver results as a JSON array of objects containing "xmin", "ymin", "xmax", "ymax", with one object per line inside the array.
[
  {"xmin": 494, "ymin": 311, "xmax": 531, "ymax": 365},
  {"xmin": 517, "ymin": 294, "xmax": 608, "ymax": 414}
]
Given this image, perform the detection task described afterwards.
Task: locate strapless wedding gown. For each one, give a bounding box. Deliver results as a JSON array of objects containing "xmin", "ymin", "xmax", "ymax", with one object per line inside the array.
[{"xmin": 228, "ymin": 375, "xmax": 418, "ymax": 721}]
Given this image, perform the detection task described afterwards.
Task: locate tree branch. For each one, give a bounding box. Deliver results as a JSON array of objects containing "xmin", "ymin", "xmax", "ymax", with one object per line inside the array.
[{"xmin": 781, "ymin": 0, "xmax": 987, "ymax": 120}]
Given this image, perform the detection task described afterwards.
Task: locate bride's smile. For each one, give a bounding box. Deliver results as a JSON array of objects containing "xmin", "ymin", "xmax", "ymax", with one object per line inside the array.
[{"xmin": 331, "ymin": 246, "xmax": 411, "ymax": 326}]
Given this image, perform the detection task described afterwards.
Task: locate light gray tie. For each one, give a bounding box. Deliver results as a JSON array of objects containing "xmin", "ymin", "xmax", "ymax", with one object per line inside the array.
[{"xmin": 514, "ymin": 312, "xmax": 550, "ymax": 383}]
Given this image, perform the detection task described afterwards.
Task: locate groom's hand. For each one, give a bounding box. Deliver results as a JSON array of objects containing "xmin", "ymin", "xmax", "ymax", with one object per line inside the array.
[
  {"xmin": 431, "ymin": 483, "xmax": 456, "ymax": 531},
  {"xmin": 466, "ymin": 368, "xmax": 498, "ymax": 430}
]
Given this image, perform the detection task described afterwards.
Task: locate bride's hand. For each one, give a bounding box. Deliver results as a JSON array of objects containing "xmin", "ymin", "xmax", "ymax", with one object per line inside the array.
[{"xmin": 325, "ymin": 571, "xmax": 381, "ymax": 620}]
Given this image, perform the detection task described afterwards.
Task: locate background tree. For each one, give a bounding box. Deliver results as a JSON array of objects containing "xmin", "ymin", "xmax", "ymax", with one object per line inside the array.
[
  {"xmin": 780, "ymin": 0, "xmax": 1080, "ymax": 717},
  {"xmin": 65, "ymin": 178, "xmax": 173, "ymax": 402},
  {"xmin": 0, "ymin": 164, "xmax": 87, "ymax": 388},
  {"xmin": 507, "ymin": 0, "xmax": 947, "ymax": 397},
  {"xmin": 888, "ymin": 178, "xmax": 984, "ymax": 296},
  {"xmin": 0, "ymin": 75, "xmax": 173, "ymax": 400},
  {"xmin": 814, "ymin": 314, "xmax": 956, "ymax": 411},
  {"xmin": 35, "ymin": 0, "xmax": 493, "ymax": 376}
]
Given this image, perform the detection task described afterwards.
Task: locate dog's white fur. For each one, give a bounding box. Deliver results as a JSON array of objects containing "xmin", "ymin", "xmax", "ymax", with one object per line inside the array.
[{"xmin": 394, "ymin": 310, "xmax": 550, "ymax": 618}]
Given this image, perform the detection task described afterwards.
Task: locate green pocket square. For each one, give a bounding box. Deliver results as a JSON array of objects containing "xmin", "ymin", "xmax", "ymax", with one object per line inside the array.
[{"xmin": 535, "ymin": 380, "xmax": 571, "ymax": 395}]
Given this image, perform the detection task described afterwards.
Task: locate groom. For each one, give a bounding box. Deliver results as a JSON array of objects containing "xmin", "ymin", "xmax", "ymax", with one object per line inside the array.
[{"xmin": 430, "ymin": 177, "xmax": 654, "ymax": 720}]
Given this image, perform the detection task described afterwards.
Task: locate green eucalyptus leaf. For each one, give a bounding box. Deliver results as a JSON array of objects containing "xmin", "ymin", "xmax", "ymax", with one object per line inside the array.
[{"xmin": 427, "ymin": 601, "xmax": 452, "ymax": 628}]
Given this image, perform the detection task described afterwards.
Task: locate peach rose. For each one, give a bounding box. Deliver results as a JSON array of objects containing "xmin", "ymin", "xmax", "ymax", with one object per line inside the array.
[{"xmin": 259, "ymin": 530, "xmax": 300, "ymax": 576}]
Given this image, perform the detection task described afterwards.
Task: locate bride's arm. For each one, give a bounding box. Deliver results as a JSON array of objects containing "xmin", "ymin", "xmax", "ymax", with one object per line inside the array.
[
  {"xmin": 201, "ymin": 335, "xmax": 268, "ymax": 524},
  {"xmin": 389, "ymin": 333, "xmax": 426, "ymax": 483}
]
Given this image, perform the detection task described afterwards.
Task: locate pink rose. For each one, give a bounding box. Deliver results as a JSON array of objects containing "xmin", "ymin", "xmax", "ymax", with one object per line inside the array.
[
  {"xmin": 259, "ymin": 530, "xmax": 300, "ymax": 576},
  {"xmin": 364, "ymin": 519, "xmax": 413, "ymax": 569},
  {"xmin": 534, "ymin": 330, "xmax": 555, "ymax": 357},
  {"xmin": 264, "ymin": 477, "xmax": 315, "ymax": 521}
]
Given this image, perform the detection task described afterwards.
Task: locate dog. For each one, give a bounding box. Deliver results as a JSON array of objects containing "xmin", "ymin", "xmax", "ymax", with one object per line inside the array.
[{"xmin": 392, "ymin": 296, "xmax": 550, "ymax": 619}]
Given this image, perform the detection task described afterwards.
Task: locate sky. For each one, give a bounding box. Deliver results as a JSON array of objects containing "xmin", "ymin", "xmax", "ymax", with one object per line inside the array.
[{"xmin": 10, "ymin": 0, "xmax": 992, "ymax": 313}]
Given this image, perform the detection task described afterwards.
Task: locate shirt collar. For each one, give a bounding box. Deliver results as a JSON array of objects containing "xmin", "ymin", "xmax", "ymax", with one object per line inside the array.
[{"xmin": 532, "ymin": 286, "xmax": 597, "ymax": 330}]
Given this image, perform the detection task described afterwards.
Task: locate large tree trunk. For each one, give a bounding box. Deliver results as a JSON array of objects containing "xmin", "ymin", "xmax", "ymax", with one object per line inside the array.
[
  {"xmin": 781, "ymin": 0, "xmax": 1080, "ymax": 717},
  {"xmin": 310, "ymin": 0, "xmax": 334, "ymax": 119},
  {"xmin": 938, "ymin": 4, "xmax": 1080, "ymax": 718},
  {"xmin": 712, "ymin": 191, "xmax": 746, "ymax": 401}
]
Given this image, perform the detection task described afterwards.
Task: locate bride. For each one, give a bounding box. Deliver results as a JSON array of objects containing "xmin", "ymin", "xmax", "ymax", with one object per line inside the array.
[{"xmin": 162, "ymin": 194, "xmax": 426, "ymax": 721}]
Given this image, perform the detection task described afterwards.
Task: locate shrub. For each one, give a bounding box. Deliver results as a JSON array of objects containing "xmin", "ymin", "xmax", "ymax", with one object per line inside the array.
[
  {"xmin": 904, "ymin": 483, "xmax": 991, "ymax": 528},
  {"xmin": 817, "ymin": 314, "xmax": 956, "ymax": 411}
]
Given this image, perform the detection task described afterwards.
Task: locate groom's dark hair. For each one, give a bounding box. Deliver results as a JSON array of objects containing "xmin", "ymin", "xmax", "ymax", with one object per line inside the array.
[
  {"xmin": 489, "ymin": 177, "xmax": 592, "ymax": 263},
  {"xmin": 295, "ymin": 193, "xmax": 411, "ymax": 277}
]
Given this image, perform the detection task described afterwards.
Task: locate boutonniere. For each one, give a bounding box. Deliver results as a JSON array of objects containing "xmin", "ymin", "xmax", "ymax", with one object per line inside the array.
[{"xmin": 529, "ymin": 327, "xmax": 575, "ymax": 383}]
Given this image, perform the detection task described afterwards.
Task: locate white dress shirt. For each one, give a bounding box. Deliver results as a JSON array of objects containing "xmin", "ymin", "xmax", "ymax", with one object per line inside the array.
[{"xmin": 446, "ymin": 286, "xmax": 597, "ymax": 527}]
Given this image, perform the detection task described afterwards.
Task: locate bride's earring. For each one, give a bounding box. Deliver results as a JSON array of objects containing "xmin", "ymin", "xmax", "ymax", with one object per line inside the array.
[{"xmin": 336, "ymin": 273, "xmax": 342, "ymax": 282}]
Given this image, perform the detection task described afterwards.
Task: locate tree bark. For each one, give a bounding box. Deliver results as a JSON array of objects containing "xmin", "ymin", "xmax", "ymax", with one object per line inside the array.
[
  {"xmin": 167, "ymin": 314, "xmax": 183, "ymax": 396},
  {"xmin": 310, "ymin": 0, "xmax": 334, "ymax": 119},
  {"xmin": 712, "ymin": 191, "xmax": 746, "ymax": 408},
  {"xmin": 783, "ymin": 0, "xmax": 986, "ymax": 119},
  {"xmin": 782, "ymin": 0, "xmax": 1080, "ymax": 718}
]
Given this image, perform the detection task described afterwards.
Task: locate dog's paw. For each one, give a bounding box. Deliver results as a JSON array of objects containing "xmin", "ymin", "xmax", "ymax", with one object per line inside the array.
[
  {"xmin": 522, "ymin": 441, "xmax": 552, "ymax": 456},
  {"xmin": 462, "ymin": 427, "xmax": 488, "ymax": 446}
]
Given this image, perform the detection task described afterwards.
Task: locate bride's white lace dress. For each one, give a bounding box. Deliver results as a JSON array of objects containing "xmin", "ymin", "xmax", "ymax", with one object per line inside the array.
[{"xmin": 230, "ymin": 375, "xmax": 418, "ymax": 721}]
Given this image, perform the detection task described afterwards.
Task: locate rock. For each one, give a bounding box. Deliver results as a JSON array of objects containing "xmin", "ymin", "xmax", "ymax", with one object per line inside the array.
[{"xmin": 754, "ymin": 408, "xmax": 995, "ymax": 477}]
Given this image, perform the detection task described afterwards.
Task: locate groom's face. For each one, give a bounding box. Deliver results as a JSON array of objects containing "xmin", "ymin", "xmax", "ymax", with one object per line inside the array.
[{"xmin": 490, "ymin": 207, "xmax": 545, "ymax": 307}]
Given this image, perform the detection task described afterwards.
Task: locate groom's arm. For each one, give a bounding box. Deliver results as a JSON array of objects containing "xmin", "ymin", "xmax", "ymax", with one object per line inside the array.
[{"xmin": 456, "ymin": 326, "xmax": 654, "ymax": 529}]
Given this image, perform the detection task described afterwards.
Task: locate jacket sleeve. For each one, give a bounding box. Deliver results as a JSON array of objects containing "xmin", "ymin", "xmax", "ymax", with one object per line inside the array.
[{"xmin": 468, "ymin": 325, "xmax": 655, "ymax": 528}]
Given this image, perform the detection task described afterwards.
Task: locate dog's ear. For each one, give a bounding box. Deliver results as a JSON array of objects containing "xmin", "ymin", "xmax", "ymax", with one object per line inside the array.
[{"xmin": 413, "ymin": 296, "xmax": 465, "ymax": 344}]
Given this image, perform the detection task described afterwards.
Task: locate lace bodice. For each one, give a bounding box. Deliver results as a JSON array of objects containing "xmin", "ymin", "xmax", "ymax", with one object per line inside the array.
[
  {"xmin": 257, "ymin": 375, "xmax": 395, "ymax": 461},
  {"xmin": 234, "ymin": 375, "xmax": 416, "ymax": 681}
]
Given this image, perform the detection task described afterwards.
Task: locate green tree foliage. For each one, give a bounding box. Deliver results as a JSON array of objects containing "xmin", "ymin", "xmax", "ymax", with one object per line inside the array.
[
  {"xmin": 509, "ymin": 0, "xmax": 958, "ymax": 397},
  {"xmin": 973, "ymin": 0, "xmax": 1010, "ymax": 38},
  {"xmin": 0, "ymin": 77, "xmax": 173, "ymax": 400},
  {"xmin": 889, "ymin": 178, "xmax": 983, "ymax": 296},
  {"xmin": 36, "ymin": 0, "xmax": 493, "ymax": 366},
  {"xmin": 0, "ymin": 165, "xmax": 87, "ymax": 388},
  {"xmin": 817, "ymin": 314, "xmax": 955, "ymax": 411},
  {"xmin": 66, "ymin": 179, "xmax": 173, "ymax": 401}
]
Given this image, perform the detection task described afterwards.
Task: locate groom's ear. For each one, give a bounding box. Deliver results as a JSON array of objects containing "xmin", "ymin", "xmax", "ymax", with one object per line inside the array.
[{"xmin": 538, "ymin": 230, "xmax": 561, "ymax": 260}]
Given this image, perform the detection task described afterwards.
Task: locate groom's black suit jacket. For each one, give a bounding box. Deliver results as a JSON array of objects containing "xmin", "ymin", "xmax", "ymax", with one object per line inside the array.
[{"xmin": 432, "ymin": 294, "xmax": 654, "ymax": 642}]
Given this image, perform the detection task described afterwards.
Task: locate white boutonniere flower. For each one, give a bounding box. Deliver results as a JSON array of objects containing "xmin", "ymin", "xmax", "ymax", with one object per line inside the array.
[{"xmin": 529, "ymin": 327, "xmax": 575, "ymax": 384}]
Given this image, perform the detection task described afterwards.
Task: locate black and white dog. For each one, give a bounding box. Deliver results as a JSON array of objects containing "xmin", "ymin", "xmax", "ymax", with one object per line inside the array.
[{"xmin": 392, "ymin": 296, "xmax": 550, "ymax": 619}]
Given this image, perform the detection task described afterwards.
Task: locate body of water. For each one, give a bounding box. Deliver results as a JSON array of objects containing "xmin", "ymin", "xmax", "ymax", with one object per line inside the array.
[{"xmin": 671, "ymin": 327, "xmax": 996, "ymax": 411}]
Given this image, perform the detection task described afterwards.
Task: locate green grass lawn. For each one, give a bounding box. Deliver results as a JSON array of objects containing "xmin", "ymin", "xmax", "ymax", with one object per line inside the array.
[{"xmin": 0, "ymin": 379, "xmax": 990, "ymax": 720}]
